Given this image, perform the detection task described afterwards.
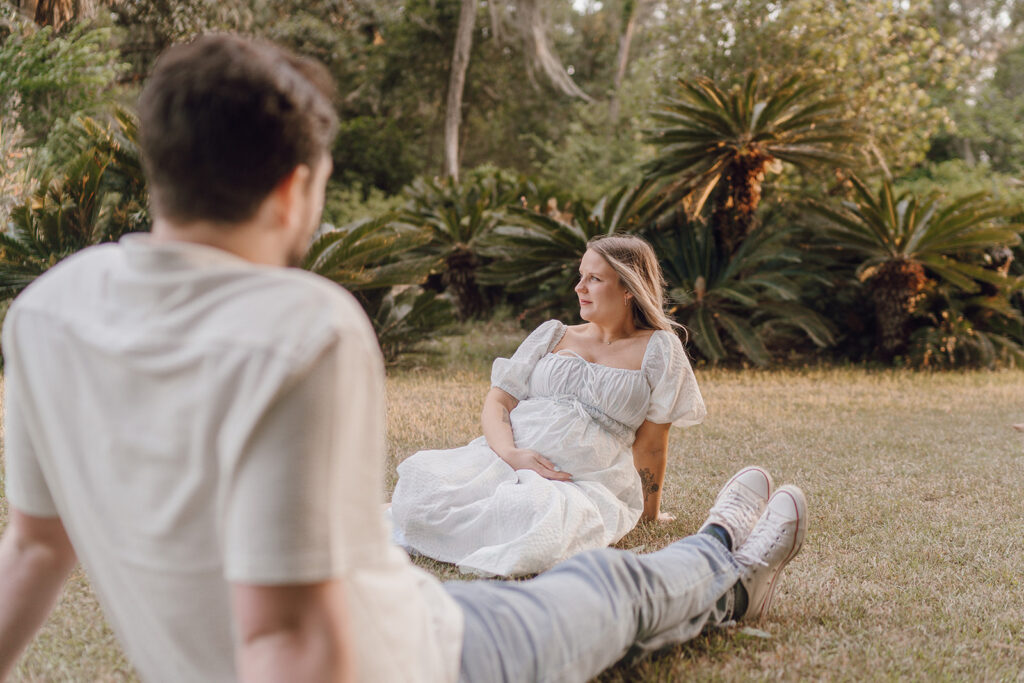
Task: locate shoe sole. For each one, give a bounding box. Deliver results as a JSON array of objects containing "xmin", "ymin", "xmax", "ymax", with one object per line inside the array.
[{"xmin": 750, "ymin": 485, "xmax": 807, "ymax": 621}]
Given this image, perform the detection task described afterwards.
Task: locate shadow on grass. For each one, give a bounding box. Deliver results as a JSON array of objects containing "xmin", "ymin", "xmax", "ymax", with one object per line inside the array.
[{"xmin": 597, "ymin": 626, "xmax": 774, "ymax": 683}]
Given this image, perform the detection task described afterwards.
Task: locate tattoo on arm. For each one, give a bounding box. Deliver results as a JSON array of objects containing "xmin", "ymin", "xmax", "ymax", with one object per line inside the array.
[
  {"xmin": 639, "ymin": 468, "xmax": 660, "ymax": 497},
  {"xmin": 501, "ymin": 408, "xmax": 511, "ymax": 426}
]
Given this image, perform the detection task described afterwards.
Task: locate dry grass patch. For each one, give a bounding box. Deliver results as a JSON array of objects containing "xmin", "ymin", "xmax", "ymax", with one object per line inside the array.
[
  {"xmin": 3, "ymin": 323, "xmax": 1023, "ymax": 680},
  {"xmin": 390, "ymin": 340, "xmax": 1024, "ymax": 681}
]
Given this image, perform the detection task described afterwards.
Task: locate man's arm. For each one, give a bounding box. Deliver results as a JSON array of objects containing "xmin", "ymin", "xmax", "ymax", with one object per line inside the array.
[
  {"xmin": 232, "ymin": 580, "xmax": 354, "ymax": 683},
  {"xmin": 0, "ymin": 509, "xmax": 77, "ymax": 680},
  {"xmin": 632, "ymin": 420, "xmax": 673, "ymax": 523}
]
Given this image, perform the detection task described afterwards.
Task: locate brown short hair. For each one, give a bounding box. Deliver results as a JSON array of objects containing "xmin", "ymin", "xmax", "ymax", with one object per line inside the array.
[{"xmin": 138, "ymin": 34, "xmax": 338, "ymax": 224}]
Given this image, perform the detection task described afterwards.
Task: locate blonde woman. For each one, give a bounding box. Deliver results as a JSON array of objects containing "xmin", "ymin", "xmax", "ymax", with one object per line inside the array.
[{"xmin": 390, "ymin": 235, "xmax": 706, "ymax": 577}]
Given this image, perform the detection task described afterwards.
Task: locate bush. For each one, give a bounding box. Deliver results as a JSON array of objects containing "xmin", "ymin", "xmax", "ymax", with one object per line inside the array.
[{"xmin": 0, "ymin": 6, "xmax": 125, "ymax": 149}]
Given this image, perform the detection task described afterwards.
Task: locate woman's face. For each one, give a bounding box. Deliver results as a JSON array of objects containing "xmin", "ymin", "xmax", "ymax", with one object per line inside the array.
[{"xmin": 575, "ymin": 249, "xmax": 631, "ymax": 324}]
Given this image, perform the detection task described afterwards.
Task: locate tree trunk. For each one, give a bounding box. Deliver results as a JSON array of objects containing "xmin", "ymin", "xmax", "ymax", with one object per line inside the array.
[
  {"xmin": 31, "ymin": 0, "xmax": 96, "ymax": 29},
  {"xmin": 33, "ymin": 0, "xmax": 72, "ymax": 28},
  {"xmin": 443, "ymin": 0, "xmax": 477, "ymax": 182},
  {"xmin": 517, "ymin": 0, "xmax": 592, "ymax": 101},
  {"xmin": 609, "ymin": 0, "xmax": 644, "ymax": 123}
]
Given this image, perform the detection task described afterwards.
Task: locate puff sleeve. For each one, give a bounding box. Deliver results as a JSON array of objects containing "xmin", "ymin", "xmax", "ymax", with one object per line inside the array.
[
  {"xmin": 644, "ymin": 330, "xmax": 706, "ymax": 427},
  {"xmin": 490, "ymin": 319, "xmax": 565, "ymax": 400}
]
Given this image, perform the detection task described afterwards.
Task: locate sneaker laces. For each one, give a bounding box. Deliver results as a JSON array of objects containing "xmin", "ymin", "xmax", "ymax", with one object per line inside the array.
[
  {"xmin": 734, "ymin": 509, "xmax": 781, "ymax": 569},
  {"xmin": 712, "ymin": 491, "xmax": 762, "ymax": 539}
]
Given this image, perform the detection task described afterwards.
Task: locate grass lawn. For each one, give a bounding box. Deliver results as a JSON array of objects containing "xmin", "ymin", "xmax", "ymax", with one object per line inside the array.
[{"xmin": 3, "ymin": 320, "xmax": 1023, "ymax": 681}]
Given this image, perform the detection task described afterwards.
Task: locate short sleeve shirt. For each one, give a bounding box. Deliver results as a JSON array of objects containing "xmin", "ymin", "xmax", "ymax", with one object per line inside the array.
[{"xmin": 3, "ymin": 235, "xmax": 462, "ymax": 682}]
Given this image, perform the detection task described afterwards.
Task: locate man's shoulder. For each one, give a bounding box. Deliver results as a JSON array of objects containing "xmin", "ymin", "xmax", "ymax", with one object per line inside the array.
[
  {"xmin": 198, "ymin": 261, "xmax": 382, "ymax": 369},
  {"xmin": 7, "ymin": 241, "xmax": 379, "ymax": 366},
  {"xmin": 234, "ymin": 266, "xmax": 372, "ymax": 339},
  {"xmin": 7, "ymin": 243, "xmax": 120, "ymax": 314}
]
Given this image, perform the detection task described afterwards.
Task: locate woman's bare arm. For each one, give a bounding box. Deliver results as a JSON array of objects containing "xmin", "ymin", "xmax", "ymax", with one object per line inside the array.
[
  {"xmin": 632, "ymin": 420, "xmax": 673, "ymax": 522},
  {"xmin": 480, "ymin": 387, "xmax": 519, "ymax": 458},
  {"xmin": 481, "ymin": 387, "xmax": 571, "ymax": 481}
]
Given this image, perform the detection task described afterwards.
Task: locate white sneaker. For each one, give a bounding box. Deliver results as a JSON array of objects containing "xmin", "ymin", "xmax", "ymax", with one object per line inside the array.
[
  {"xmin": 701, "ymin": 466, "xmax": 773, "ymax": 549},
  {"xmin": 735, "ymin": 485, "xmax": 807, "ymax": 622}
]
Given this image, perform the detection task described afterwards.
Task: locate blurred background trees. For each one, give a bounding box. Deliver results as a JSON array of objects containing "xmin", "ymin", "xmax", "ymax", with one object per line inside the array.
[{"xmin": 0, "ymin": 0, "xmax": 1021, "ymax": 366}]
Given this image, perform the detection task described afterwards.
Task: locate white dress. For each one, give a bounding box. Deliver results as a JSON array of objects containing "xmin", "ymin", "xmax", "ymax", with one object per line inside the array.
[{"xmin": 390, "ymin": 319, "xmax": 706, "ymax": 577}]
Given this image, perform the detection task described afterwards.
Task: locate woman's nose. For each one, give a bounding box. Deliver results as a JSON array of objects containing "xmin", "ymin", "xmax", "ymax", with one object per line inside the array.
[{"xmin": 575, "ymin": 279, "xmax": 585, "ymax": 293}]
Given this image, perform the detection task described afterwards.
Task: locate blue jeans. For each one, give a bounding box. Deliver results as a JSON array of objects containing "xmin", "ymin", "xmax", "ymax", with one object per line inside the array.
[{"xmin": 444, "ymin": 534, "xmax": 741, "ymax": 683}]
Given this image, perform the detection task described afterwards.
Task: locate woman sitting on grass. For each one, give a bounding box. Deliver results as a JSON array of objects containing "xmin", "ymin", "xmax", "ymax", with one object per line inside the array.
[{"xmin": 390, "ymin": 234, "xmax": 706, "ymax": 577}]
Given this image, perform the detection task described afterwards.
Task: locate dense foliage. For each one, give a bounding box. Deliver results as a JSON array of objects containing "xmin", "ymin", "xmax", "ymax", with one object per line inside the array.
[{"xmin": 1, "ymin": 0, "xmax": 1022, "ymax": 367}]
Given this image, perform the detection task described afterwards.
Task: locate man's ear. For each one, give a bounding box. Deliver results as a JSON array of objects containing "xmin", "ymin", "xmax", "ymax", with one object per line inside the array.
[{"xmin": 270, "ymin": 164, "xmax": 313, "ymax": 232}]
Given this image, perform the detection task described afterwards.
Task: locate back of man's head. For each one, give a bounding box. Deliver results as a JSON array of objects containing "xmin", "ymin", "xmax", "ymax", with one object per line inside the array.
[{"xmin": 138, "ymin": 34, "xmax": 338, "ymax": 226}]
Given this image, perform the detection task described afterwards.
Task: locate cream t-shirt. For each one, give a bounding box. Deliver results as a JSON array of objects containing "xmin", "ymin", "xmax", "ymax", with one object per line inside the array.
[{"xmin": 2, "ymin": 235, "xmax": 462, "ymax": 682}]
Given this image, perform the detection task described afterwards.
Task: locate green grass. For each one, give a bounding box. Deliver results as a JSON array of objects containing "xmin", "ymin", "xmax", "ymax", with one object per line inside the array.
[{"xmin": 3, "ymin": 321, "xmax": 1024, "ymax": 680}]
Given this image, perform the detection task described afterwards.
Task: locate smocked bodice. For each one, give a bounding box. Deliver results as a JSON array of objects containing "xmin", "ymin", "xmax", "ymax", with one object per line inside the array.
[
  {"xmin": 492, "ymin": 320, "xmax": 706, "ymax": 442},
  {"xmin": 526, "ymin": 351, "xmax": 654, "ymax": 442}
]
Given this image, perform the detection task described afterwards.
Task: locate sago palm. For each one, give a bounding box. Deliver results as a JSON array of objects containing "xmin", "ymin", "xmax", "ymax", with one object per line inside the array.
[
  {"xmin": 371, "ymin": 285, "xmax": 457, "ymax": 365},
  {"xmin": 807, "ymin": 175, "xmax": 1022, "ymax": 357},
  {"xmin": 0, "ymin": 148, "xmax": 140, "ymax": 302},
  {"xmin": 0, "ymin": 110, "xmax": 149, "ymax": 303},
  {"xmin": 302, "ymin": 215, "xmax": 434, "ymax": 292},
  {"xmin": 478, "ymin": 179, "xmax": 662, "ymax": 315},
  {"xmin": 654, "ymin": 212, "xmax": 835, "ymax": 366},
  {"xmin": 71, "ymin": 109, "xmax": 149, "ymax": 235},
  {"xmin": 908, "ymin": 281, "xmax": 1024, "ymax": 368},
  {"xmin": 302, "ymin": 216, "xmax": 456, "ymax": 362},
  {"xmin": 644, "ymin": 71, "xmax": 858, "ymax": 253},
  {"xmin": 399, "ymin": 167, "xmax": 529, "ymax": 319}
]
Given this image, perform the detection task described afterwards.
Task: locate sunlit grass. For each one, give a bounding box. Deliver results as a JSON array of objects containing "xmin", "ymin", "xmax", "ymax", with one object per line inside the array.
[{"xmin": 3, "ymin": 320, "xmax": 1023, "ymax": 680}]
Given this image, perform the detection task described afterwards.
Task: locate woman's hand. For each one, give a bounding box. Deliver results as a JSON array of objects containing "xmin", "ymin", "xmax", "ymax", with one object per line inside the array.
[
  {"xmin": 500, "ymin": 448, "xmax": 573, "ymax": 481},
  {"xmin": 481, "ymin": 387, "xmax": 572, "ymax": 481}
]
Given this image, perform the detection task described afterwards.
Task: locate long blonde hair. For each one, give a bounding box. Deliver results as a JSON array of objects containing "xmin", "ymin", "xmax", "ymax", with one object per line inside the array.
[{"xmin": 586, "ymin": 234, "xmax": 683, "ymax": 335}]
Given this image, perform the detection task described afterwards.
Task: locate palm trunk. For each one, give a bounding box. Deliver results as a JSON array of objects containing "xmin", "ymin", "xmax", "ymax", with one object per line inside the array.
[
  {"xmin": 443, "ymin": 247, "xmax": 485, "ymax": 319},
  {"xmin": 714, "ymin": 153, "xmax": 768, "ymax": 254},
  {"xmin": 869, "ymin": 259, "xmax": 929, "ymax": 357},
  {"xmin": 443, "ymin": 0, "xmax": 477, "ymax": 182}
]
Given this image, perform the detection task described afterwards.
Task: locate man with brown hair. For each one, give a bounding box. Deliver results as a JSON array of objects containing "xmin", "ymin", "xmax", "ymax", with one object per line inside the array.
[{"xmin": 0, "ymin": 34, "xmax": 807, "ymax": 682}]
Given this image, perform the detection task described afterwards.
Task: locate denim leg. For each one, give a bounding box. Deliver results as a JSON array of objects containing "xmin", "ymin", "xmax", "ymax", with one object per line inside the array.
[{"xmin": 444, "ymin": 534, "xmax": 741, "ymax": 683}]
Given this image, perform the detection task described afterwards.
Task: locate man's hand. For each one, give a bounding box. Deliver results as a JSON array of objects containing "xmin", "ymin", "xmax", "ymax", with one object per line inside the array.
[
  {"xmin": 0, "ymin": 509, "xmax": 77, "ymax": 681},
  {"xmin": 499, "ymin": 448, "xmax": 573, "ymax": 481}
]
